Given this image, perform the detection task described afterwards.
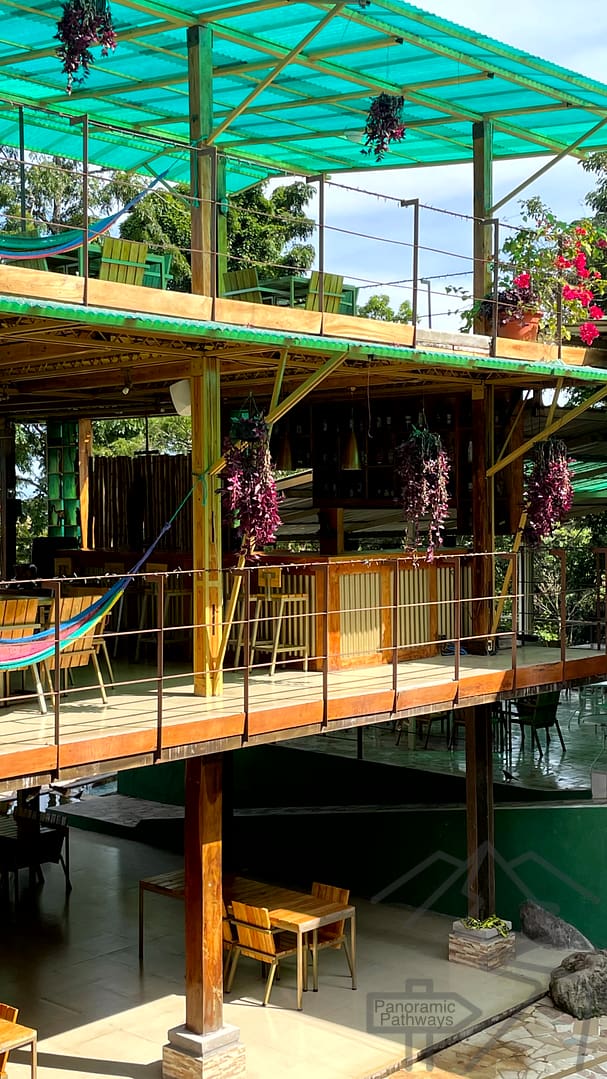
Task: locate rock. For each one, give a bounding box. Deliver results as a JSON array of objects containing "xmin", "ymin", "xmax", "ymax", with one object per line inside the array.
[
  {"xmin": 550, "ymin": 951, "xmax": 607, "ymax": 1019},
  {"xmin": 520, "ymin": 901, "xmax": 594, "ymax": 951}
]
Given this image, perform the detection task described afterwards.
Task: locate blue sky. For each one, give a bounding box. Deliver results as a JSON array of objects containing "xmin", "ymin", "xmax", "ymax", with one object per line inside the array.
[{"xmin": 313, "ymin": 1, "xmax": 607, "ymax": 326}]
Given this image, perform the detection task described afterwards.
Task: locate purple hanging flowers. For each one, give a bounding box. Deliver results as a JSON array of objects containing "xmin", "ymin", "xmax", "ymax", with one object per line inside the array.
[
  {"xmin": 222, "ymin": 414, "xmax": 282, "ymax": 557},
  {"xmin": 362, "ymin": 94, "xmax": 405, "ymax": 162},
  {"xmin": 395, "ymin": 425, "xmax": 450, "ymax": 559},
  {"xmin": 523, "ymin": 438, "xmax": 573, "ymax": 546},
  {"xmin": 56, "ymin": 0, "xmax": 117, "ymax": 93}
]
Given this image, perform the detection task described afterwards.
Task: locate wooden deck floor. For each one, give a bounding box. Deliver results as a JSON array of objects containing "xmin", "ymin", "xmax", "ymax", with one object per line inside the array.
[{"xmin": 2, "ymin": 645, "xmax": 607, "ymax": 789}]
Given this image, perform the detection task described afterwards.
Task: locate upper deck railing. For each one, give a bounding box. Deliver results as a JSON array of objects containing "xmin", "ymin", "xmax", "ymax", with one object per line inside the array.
[
  {"xmin": 0, "ymin": 101, "xmax": 594, "ymax": 365},
  {"xmin": 1, "ymin": 547, "xmax": 605, "ymax": 789}
]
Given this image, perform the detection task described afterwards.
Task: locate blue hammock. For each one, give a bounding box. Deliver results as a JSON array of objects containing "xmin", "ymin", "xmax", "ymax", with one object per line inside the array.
[{"xmin": 0, "ymin": 170, "xmax": 168, "ymax": 261}]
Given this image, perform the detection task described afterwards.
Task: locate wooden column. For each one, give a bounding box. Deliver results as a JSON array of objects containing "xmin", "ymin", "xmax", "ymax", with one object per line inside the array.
[
  {"xmin": 78, "ymin": 419, "xmax": 92, "ymax": 549},
  {"xmin": 188, "ymin": 25, "xmax": 213, "ymax": 297},
  {"xmin": 465, "ymin": 704, "xmax": 495, "ymax": 919},
  {"xmin": 471, "ymin": 386, "xmax": 492, "ymax": 643},
  {"xmin": 472, "ymin": 120, "xmax": 493, "ymax": 333},
  {"xmin": 188, "ymin": 23, "xmax": 223, "ymax": 696},
  {"xmin": 318, "ymin": 508, "xmax": 344, "ymax": 555},
  {"xmin": 0, "ymin": 419, "xmax": 16, "ymax": 579},
  {"xmin": 191, "ymin": 361, "xmax": 223, "ymax": 696},
  {"xmin": 184, "ymin": 755, "xmax": 223, "ymax": 1036}
]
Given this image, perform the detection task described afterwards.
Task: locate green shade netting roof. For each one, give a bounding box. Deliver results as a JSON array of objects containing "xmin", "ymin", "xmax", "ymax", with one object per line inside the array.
[
  {"xmin": 3, "ymin": 0, "xmax": 607, "ymax": 189},
  {"xmin": 570, "ymin": 458, "xmax": 607, "ymax": 506}
]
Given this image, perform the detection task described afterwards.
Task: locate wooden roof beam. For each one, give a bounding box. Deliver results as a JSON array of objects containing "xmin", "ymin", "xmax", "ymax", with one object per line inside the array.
[
  {"xmin": 207, "ymin": 1, "xmax": 349, "ymax": 145},
  {"xmin": 487, "ymin": 383, "xmax": 607, "ymax": 477}
]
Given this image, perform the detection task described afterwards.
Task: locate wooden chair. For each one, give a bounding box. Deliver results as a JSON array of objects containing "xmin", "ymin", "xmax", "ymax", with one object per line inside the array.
[
  {"xmin": 249, "ymin": 567, "xmax": 309, "ymax": 677},
  {"xmin": 306, "ymin": 882, "xmax": 356, "ymax": 991},
  {"xmin": 142, "ymin": 251, "xmax": 173, "ymax": 289},
  {"xmin": 43, "ymin": 594, "xmax": 108, "ymax": 705},
  {"xmin": 305, "ymin": 271, "xmax": 344, "ymax": 313},
  {"xmin": 0, "ymin": 596, "xmax": 46, "ymax": 714},
  {"xmin": 11, "ymin": 806, "xmax": 71, "ymax": 898},
  {"xmin": 226, "ymin": 900, "xmax": 299, "ymax": 1006},
  {"xmin": 62, "ymin": 585, "xmax": 114, "ymax": 683},
  {"xmin": 511, "ymin": 691, "xmax": 565, "ymax": 757},
  {"xmin": 222, "ymin": 899, "xmax": 237, "ymax": 981},
  {"xmin": 0, "ymin": 1003, "xmax": 18, "ymax": 1079},
  {"xmin": 223, "ymin": 268, "xmax": 264, "ymax": 304},
  {"xmin": 99, "ymin": 237, "xmax": 149, "ymax": 286}
]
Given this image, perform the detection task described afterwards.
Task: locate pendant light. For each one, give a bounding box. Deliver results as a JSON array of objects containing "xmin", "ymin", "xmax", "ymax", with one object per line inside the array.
[{"xmin": 342, "ymin": 389, "xmax": 361, "ymax": 470}]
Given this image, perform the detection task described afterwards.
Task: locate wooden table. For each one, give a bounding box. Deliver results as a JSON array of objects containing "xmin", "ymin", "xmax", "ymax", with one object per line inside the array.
[
  {"xmin": 138, "ymin": 871, "xmax": 356, "ymax": 1010},
  {"xmin": 0, "ymin": 1018, "xmax": 37, "ymax": 1077}
]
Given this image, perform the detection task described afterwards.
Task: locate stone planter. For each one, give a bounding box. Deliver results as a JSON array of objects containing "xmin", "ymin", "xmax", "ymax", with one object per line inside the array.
[{"xmin": 449, "ymin": 920, "xmax": 515, "ymax": 970}]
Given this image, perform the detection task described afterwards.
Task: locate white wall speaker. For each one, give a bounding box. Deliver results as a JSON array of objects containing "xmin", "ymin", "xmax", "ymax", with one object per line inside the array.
[{"xmin": 170, "ymin": 379, "xmax": 191, "ymax": 416}]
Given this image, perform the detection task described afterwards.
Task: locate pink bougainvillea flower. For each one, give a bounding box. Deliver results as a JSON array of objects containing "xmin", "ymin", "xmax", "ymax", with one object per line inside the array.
[
  {"xmin": 598, "ymin": 238, "xmax": 607, "ymax": 248},
  {"xmin": 574, "ymin": 251, "xmax": 588, "ymax": 272},
  {"xmin": 580, "ymin": 321, "xmax": 600, "ymax": 345},
  {"xmin": 588, "ymin": 304, "xmax": 604, "ymax": 320},
  {"xmin": 555, "ymin": 255, "xmax": 572, "ymax": 269},
  {"xmin": 575, "ymin": 227, "xmax": 587, "ymax": 235},
  {"xmin": 513, "ymin": 271, "xmax": 531, "ymax": 289}
]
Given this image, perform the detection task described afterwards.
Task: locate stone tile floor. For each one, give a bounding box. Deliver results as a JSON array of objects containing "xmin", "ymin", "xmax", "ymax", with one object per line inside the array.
[
  {"xmin": 284, "ymin": 688, "xmax": 607, "ymax": 796},
  {"xmin": 409, "ymin": 998, "xmax": 607, "ymax": 1078},
  {"xmin": 0, "ymin": 829, "xmax": 582, "ymax": 1079}
]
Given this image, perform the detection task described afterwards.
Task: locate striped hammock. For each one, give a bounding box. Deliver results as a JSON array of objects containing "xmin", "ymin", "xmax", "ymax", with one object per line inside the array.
[
  {"xmin": 0, "ymin": 480, "xmax": 193, "ymax": 672},
  {"xmin": 0, "ymin": 170, "xmax": 167, "ymax": 261}
]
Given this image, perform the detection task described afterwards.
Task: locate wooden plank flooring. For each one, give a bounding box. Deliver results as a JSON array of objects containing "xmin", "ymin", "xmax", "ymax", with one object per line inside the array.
[{"xmin": 1, "ymin": 646, "xmax": 606, "ymax": 787}]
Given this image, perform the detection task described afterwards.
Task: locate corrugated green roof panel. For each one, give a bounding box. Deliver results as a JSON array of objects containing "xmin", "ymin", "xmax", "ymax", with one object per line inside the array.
[{"xmin": 1, "ymin": 0, "xmax": 607, "ymax": 184}]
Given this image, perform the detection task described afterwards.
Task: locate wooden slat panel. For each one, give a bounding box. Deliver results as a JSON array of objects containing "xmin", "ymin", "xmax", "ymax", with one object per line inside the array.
[{"xmin": 338, "ymin": 571, "xmax": 382, "ymax": 659}]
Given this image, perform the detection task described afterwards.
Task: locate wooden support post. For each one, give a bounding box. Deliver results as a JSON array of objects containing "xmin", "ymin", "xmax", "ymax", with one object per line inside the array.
[
  {"xmin": 465, "ymin": 704, "xmax": 495, "ymax": 919},
  {"xmin": 191, "ymin": 361, "xmax": 223, "ymax": 696},
  {"xmin": 471, "ymin": 387, "xmax": 491, "ymax": 645},
  {"xmin": 78, "ymin": 419, "xmax": 92, "ymax": 550},
  {"xmin": 472, "ymin": 121, "xmax": 493, "ymax": 334},
  {"xmin": 318, "ymin": 508, "xmax": 345, "ymax": 555},
  {"xmin": 184, "ymin": 756, "xmax": 223, "ymax": 1036},
  {"xmin": 163, "ymin": 755, "xmax": 244, "ymax": 1078},
  {"xmin": 188, "ymin": 25, "xmax": 213, "ymax": 297},
  {"xmin": 0, "ymin": 419, "xmax": 16, "ymax": 580}
]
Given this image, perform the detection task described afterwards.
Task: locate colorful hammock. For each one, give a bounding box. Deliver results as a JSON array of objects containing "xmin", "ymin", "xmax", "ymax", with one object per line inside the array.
[
  {"xmin": 0, "ymin": 170, "xmax": 168, "ymax": 261},
  {"xmin": 0, "ymin": 480, "xmax": 195, "ymax": 672}
]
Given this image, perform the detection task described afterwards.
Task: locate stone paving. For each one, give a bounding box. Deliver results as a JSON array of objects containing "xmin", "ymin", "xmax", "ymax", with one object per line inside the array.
[{"xmin": 400, "ymin": 998, "xmax": 607, "ymax": 1079}]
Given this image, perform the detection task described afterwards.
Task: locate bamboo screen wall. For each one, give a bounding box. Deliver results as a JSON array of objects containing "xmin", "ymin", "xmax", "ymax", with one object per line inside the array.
[{"xmin": 89, "ymin": 454, "xmax": 192, "ymax": 550}]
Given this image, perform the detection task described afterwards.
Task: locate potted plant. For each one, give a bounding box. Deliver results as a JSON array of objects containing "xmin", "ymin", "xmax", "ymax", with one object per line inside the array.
[
  {"xmin": 456, "ymin": 197, "xmax": 607, "ymax": 344},
  {"xmin": 394, "ymin": 424, "xmax": 450, "ymax": 559},
  {"xmin": 56, "ymin": 0, "xmax": 117, "ymax": 93},
  {"xmin": 453, "ymin": 915, "xmax": 513, "ymax": 939},
  {"xmin": 362, "ymin": 94, "xmax": 405, "ymax": 162},
  {"xmin": 222, "ymin": 412, "xmax": 282, "ymax": 558}
]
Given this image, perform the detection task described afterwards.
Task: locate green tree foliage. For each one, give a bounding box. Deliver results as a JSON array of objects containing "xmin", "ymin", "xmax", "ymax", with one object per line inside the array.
[
  {"xmin": 92, "ymin": 417, "xmax": 191, "ymax": 455},
  {"xmin": 357, "ymin": 293, "xmax": 414, "ymax": 322}
]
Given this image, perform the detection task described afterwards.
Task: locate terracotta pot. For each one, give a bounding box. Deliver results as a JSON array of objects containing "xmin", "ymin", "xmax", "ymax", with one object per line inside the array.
[{"xmin": 497, "ymin": 313, "xmax": 541, "ymax": 342}]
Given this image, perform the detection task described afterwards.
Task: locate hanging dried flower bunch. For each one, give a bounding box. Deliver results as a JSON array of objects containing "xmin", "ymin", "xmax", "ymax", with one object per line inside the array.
[
  {"xmin": 362, "ymin": 93, "xmax": 405, "ymax": 162},
  {"xmin": 523, "ymin": 437, "xmax": 573, "ymax": 546},
  {"xmin": 395, "ymin": 425, "xmax": 450, "ymax": 559},
  {"xmin": 56, "ymin": 0, "xmax": 117, "ymax": 93},
  {"xmin": 222, "ymin": 413, "xmax": 282, "ymax": 557}
]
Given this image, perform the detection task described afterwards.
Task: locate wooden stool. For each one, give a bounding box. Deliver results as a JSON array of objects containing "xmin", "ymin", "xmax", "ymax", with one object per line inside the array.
[
  {"xmin": 249, "ymin": 567, "xmax": 309, "ymax": 677},
  {"xmin": 135, "ymin": 564, "xmax": 192, "ymax": 661}
]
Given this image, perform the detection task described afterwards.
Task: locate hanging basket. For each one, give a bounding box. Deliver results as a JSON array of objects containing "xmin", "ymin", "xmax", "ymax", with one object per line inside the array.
[
  {"xmin": 362, "ymin": 94, "xmax": 405, "ymax": 162},
  {"xmin": 222, "ymin": 413, "xmax": 282, "ymax": 558},
  {"xmin": 523, "ymin": 438, "xmax": 573, "ymax": 546},
  {"xmin": 394, "ymin": 425, "xmax": 450, "ymax": 559},
  {"xmin": 56, "ymin": 0, "xmax": 117, "ymax": 93}
]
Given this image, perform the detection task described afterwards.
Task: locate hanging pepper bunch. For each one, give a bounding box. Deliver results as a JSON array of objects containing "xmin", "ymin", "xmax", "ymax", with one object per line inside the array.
[
  {"xmin": 395, "ymin": 425, "xmax": 450, "ymax": 559},
  {"xmin": 56, "ymin": 0, "xmax": 117, "ymax": 93},
  {"xmin": 222, "ymin": 414, "xmax": 282, "ymax": 557},
  {"xmin": 362, "ymin": 94, "xmax": 405, "ymax": 162},
  {"xmin": 523, "ymin": 438, "xmax": 573, "ymax": 546}
]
